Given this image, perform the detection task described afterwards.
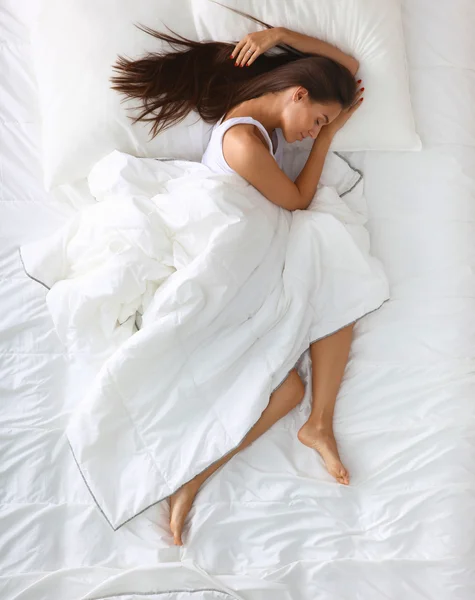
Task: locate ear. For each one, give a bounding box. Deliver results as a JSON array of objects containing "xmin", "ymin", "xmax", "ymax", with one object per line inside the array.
[{"xmin": 293, "ymin": 87, "xmax": 309, "ymax": 103}]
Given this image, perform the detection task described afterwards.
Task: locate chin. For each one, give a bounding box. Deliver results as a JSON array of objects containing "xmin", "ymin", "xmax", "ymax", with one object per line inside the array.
[{"xmin": 283, "ymin": 131, "xmax": 299, "ymax": 144}]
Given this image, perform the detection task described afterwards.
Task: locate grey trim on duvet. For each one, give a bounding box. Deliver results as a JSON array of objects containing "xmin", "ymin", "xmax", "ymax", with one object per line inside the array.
[
  {"xmin": 334, "ymin": 152, "xmax": 364, "ymax": 198},
  {"xmin": 18, "ymin": 247, "xmax": 51, "ymax": 290},
  {"xmin": 89, "ymin": 590, "xmax": 234, "ymax": 599}
]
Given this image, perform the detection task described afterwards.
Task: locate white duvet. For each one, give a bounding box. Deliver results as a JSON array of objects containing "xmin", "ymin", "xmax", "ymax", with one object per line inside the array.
[{"xmin": 20, "ymin": 150, "xmax": 388, "ymax": 529}]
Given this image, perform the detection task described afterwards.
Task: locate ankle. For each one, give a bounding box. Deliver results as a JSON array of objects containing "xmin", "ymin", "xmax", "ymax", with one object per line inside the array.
[{"xmin": 306, "ymin": 414, "xmax": 333, "ymax": 431}]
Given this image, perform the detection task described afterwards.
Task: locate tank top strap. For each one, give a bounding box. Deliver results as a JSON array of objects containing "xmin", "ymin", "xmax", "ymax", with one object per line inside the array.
[{"xmin": 217, "ymin": 117, "xmax": 274, "ymax": 153}]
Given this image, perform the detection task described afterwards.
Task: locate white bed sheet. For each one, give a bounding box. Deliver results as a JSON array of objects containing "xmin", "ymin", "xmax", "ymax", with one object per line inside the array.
[{"xmin": 1, "ymin": 0, "xmax": 475, "ymax": 599}]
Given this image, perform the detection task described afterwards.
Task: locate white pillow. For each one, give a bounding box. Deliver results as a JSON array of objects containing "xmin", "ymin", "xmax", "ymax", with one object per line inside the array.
[{"xmin": 31, "ymin": 0, "xmax": 420, "ymax": 188}]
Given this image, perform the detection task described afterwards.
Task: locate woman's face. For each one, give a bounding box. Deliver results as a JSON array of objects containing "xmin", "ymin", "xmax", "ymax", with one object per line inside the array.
[{"xmin": 280, "ymin": 87, "xmax": 342, "ymax": 143}]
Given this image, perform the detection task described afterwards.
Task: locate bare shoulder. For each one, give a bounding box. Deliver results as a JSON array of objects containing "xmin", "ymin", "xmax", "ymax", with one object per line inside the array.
[
  {"xmin": 222, "ymin": 123, "xmax": 273, "ymax": 171},
  {"xmin": 222, "ymin": 123, "xmax": 269, "ymax": 156}
]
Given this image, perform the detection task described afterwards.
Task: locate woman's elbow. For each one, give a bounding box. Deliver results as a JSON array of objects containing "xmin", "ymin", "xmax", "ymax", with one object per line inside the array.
[{"xmin": 349, "ymin": 57, "xmax": 359, "ymax": 77}]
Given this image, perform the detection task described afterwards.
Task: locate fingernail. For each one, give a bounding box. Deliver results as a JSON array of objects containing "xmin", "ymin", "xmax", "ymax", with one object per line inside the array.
[
  {"xmin": 360, "ymin": 87, "xmax": 365, "ymax": 91},
  {"xmin": 230, "ymin": 55, "xmax": 234, "ymax": 59},
  {"xmin": 357, "ymin": 79, "xmax": 362, "ymax": 83},
  {"xmin": 360, "ymin": 97, "xmax": 364, "ymax": 102},
  {"xmin": 235, "ymin": 62, "xmax": 238, "ymax": 67}
]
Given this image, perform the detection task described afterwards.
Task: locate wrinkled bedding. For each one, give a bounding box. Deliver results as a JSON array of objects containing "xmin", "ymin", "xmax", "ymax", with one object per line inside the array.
[
  {"xmin": 2, "ymin": 0, "xmax": 475, "ymax": 598},
  {"xmin": 20, "ymin": 150, "xmax": 388, "ymax": 528}
]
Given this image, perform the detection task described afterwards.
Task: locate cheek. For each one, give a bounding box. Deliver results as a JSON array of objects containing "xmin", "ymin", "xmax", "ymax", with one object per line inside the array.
[
  {"xmin": 281, "ymin": 106, "xmax": 315, "ymax": 141},
  {"xmin": 283, "ymin": 105, "xmax": 304, "ymax": 130}
]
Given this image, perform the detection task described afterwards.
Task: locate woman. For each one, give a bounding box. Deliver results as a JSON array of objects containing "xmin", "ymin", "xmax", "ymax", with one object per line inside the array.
[{"xmin": 112, "ymin": 23, "xmax": 365, "ymax": 546}]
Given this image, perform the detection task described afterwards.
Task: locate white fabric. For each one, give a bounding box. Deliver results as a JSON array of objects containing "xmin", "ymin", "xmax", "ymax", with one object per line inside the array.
[
  {"xmin": 20, "ymin": 150, "xmax": 388, "ymax": 528},
  {"xmin": 30, "ymin": 0, "xmax": 420, "ymax": 188},
  {"xmin": 2, "ymin": 1, "xmax": 475, "ymax": 599},
  {"xmin": 201, "ymin": 117, "xmax": 284, "ymax": 174},
  {"xmin": 2, "ymin": 560, "xmax": 292, "ymax": 600}
]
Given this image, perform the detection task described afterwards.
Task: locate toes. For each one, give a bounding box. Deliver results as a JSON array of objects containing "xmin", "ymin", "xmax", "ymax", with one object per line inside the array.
[
  {"xmin": 170, "ymin": 517, "xmax": 184, "ymax": 546},
  {"xmin": 170, "ymin": 506, "xmax": 186, "ymax": 546},
  {"xmin": 337, "ymin": 468, "xmax": 350, "ymax": 485},
  {"xmin": 339, "ymin": 466, "xmax": 348, "ymax": 478},
  {"xmin": 333, "ymin": 464, "xmax": 350, "ymax": 485}
]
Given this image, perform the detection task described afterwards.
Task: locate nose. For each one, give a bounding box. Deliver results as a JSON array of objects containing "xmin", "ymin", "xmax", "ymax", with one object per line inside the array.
[{"xmin": 308, "ymin": 125, "xmax": 321, "ymax": 139}]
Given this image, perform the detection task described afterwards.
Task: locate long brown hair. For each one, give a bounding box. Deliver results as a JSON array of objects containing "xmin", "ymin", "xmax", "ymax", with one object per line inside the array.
[{"xmin": 111, "ymin": 22, "xmax": 356, "ymax": 138}]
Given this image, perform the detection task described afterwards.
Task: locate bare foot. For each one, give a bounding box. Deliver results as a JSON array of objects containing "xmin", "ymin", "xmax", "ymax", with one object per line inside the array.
[
  {"xmin": 297, "ymin": 421, "xmax": 350, "ymax": 485},
  {"xmin": 168, "ymin": 478, "xmax": 201, "ymax": 545}
]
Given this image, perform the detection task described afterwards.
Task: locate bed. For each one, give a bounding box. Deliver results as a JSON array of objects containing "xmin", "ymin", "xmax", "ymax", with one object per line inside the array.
[{"xmin": 1, "ymin": 0, "xmax": 474, "ymax": 598}]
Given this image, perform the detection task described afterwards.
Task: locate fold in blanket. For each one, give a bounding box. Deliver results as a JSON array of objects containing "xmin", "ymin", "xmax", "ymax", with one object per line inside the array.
[{"xmin": 20, "ymin": 150, "xmax": 388, "ymax": 528}]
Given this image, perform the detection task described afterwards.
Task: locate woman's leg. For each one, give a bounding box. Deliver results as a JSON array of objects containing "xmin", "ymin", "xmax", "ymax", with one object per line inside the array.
[
  {"xmin": 298, "ymin": 324, "xmax": 354, "ymax": 485},
  {"xmin": 169, "ymin": 369, "xmax": 305, "ymax": 545}
]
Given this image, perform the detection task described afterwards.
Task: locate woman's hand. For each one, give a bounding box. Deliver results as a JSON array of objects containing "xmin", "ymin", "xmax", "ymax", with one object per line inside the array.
[
  {"xmin": 232, "ymin": 27, "xmax": 359, "ymax": 76},
  {"xmin": 322, "ymin": 86, "xmax": 365, "ymax": 139},
  {"xmin": 231, "ymin": 27, "xmax": 283, "ymax": 67}
]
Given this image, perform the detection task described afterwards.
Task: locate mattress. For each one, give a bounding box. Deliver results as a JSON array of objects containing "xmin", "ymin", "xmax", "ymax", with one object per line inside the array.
[{"xmin": 1, "ymin": 0, "xmax": 474, "ymax": 599}]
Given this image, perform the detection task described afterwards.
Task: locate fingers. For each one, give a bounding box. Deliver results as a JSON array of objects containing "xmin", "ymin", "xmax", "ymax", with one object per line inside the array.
[
  {"xmin": 235, "ymin": 42, "xmax": 255, "ymax": 67},
  {"xmin": 231, "ymin": 39, "xmax": 246, "ymax": 62},
  {"xmin": 349, "ymin": 84, "xmax": 365, "ymax": 109},
  {"xmin": 231, "ymin": 34, "xmax": 263, "ymax": 66},
  {"xmin": 349, "ymin": 96, "xmax": 364, "ymax": 114},
  {"xmin": 245, "ymin": 48, "xmax": 260, "ymax": 67}
]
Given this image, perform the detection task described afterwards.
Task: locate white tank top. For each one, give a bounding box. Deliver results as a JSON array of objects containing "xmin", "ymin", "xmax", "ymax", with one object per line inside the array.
[{"xmin": 201, "ymin": 116, "xmax": 284, "ymax": 175}]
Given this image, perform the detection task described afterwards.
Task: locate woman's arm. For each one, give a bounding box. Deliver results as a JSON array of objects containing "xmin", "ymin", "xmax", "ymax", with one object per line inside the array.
[
  {"xmin": 232, "ymin": 27, "xmax": 359, "ymax": 75},
  {"xmin": 277, "ymin": 28, "xmax": 359, "ymax": 76},
  {"xmin": 223, "ymin": 125, "xmax": 333, "ymax": 211},
  {"xmin": 223, "ymin": 96, "xmax": 362, "ymax": 212}
]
